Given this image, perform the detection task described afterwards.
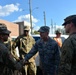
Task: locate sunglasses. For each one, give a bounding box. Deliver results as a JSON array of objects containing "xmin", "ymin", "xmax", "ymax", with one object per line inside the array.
[
  {"xmin": 24, "ymin": 30, "xmax": 29, "ymax": 32},
  {"xmin": 3, "ymin": 34, "xmax": 9, "ymax": 36}
]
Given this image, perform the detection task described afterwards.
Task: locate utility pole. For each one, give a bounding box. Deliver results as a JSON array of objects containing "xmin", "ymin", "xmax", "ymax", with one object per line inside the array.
[
  {"xmin": 51, "ymin": 19, "xmax": 53, "ymax": 34},
  {"xmin": 29, "ymin": 0, "xmax": 32, "ymax": 34},
  {"xmin": 54, "ymin": 22, "xmax": 56, "ymax": 32},
  {"xmin": 43, "ymin": 11, "xmax": 46, "ymax": 26}
]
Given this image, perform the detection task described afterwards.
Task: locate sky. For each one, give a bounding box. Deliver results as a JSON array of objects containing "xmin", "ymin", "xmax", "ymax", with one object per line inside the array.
[{"xmin": 0, "ymin": 0, "xmax": 76, "ymax": 30}]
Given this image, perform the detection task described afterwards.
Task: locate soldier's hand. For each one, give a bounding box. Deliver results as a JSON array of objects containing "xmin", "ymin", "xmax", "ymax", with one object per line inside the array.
[
  {"xmin": 19, "ymin": 59, "xmax": 26, "ymax": 66},
  {"xmin": 17, "ymin": 58, "xmax": 20, "ymax": 62},
  {"xmin": 15, "ymin": 62, "xmax": 23, "ymax": 70}
]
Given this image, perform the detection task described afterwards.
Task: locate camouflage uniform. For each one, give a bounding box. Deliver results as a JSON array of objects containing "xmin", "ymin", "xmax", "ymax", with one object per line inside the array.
[
  {"xmin": 12, "ymin": 31, "xmax": 37, "ymax": 75},
  {"xmin": 4, "ymin": 38, "xmax": 12, "ymax": 52},
  {"xmin": 4, "ymin": 38, "xmax": 17, "ymax": 57},
  {"xmin": 24, "ymin": 26, "xmax": 60, "ymax": 75},
  {"xmin": 58, "ymin": 15, "xmax": 76, "ymax": 75},
  {"xmin": 0, "ymin": 40, "xmax": 22, "ymax": 75},
  {"xmin": 58, "ymin": 33, "xmax": 76, "ymax": 75},
  {"xmin": 0, "ymin": 25, "xmax": 22, "ymax": 75},
  {"xmin": 4, "ymin": 39, "xmax": 23, "ymax": 75}
]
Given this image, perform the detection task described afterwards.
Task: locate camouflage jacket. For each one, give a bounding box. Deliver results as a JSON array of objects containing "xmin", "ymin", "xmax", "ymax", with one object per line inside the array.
[
  {"xmin": 4, "ymin": 39, "xmax": 11, "ymax": 52},
  {"xmin": 58, "ymin": 33, "xmax": 76, "ymax": 75},
  {"xmin": 25, "ymin": 37, "xmax": 60, "ymax": 75},
  {"xmin": 12, "ymin": 34, "xmax": 36, "ymax": 62},
  {"xmin": 0, "ymin": 40, "xmax": 21, "ymax": 75}
]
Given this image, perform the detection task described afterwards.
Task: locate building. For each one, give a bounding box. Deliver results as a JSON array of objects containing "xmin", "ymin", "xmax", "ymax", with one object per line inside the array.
[
  {"xmin": 0, "ymin": 20, "xmax": 31, "ymax": 39},
  {"xmin": 0, "ymin": 19, "xmax": 19, "ymax": 38},
  {"xmin": 15, "ymin": 21, "xmax": 31, "ymax": 35}
]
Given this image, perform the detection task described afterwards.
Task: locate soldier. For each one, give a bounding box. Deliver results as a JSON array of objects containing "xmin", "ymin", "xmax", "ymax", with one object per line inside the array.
[
  {"xmin": 58, "ymin": 15, "xmax": 76, "ymax": 75},
  {"xmin": 12, "ymin": 26, "xmax": 37, "ymax": 75},
  {"xmin": 0, "ymin": 23, "xmax": 12, "ymax": 52},
  {"xmin": 21, "ymin": 26, "xmax": 60, "ymax": 75},
  {"xmin": 0, "ymin": 24, "xmax": 22, "ymax": 75},
  {"xmin": 2, "ymin": 24, "xmax": 22, "ymax": 75}
]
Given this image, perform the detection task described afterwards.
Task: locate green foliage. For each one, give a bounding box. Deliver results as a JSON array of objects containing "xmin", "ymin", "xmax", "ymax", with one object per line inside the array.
[{"xmin": 33, "ymin": 30, "xmax": 39, "ymax": 34}]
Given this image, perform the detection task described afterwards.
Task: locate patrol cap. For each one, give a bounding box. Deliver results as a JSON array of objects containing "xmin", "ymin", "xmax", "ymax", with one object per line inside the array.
[
  {"xmin": 24, "ymin": 26, "xmax": 30, "ymax": 30},
  {"xmin": 1, "ymin": 29, "xmax": 11, "ymax": 34},
  {"xmin": 55, "ymin": 30, "xmax": 61, "ymax": 34},
  {"xmin": 0, "ymin": 23, "xmax": 7, "ymax": 28},
  {"xmin": 38, "ymin": 26, "xmax": 50, "ymax": 32},
  {"xmin": 62, "ymin": 15, "xmax": 76, "ymax": 25},
  {"xmin": 0, "ymin": 23, "xmax": 11, "ymax": 34}
]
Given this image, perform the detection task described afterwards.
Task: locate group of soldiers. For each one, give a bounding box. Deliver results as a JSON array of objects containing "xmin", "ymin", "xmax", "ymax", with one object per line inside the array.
[
  {"xmin": 0, "ymin": 23, "xmax": 37, "ymax": 75},
  {"xmin": 0, "ymin": 14, "xmax": 76, "ymax": 75},
  {"xmin": 0, "ymin": 23, "xmax": 22, "ymax": 75}
]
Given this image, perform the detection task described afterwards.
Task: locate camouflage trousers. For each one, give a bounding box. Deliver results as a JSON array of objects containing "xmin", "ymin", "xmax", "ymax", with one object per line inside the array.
[
  {"xmin": 1, "ymin": 67, "xmax": 22, "ymax": 75},
  {"xmin": 21, "ymin": 62, "xmax": 36, "ymax": 75},
  {"xmin": 13, "ymin": 70, "xmax": 22, "ymax": 75}
]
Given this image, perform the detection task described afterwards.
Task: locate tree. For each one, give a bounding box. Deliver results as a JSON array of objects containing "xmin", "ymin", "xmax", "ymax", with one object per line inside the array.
[{"xmin": 33, "ymin": 30, "xmax": 39, "ymax": 34}]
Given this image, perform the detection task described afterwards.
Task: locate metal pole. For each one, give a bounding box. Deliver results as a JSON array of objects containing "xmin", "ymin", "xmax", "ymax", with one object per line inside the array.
[
  {"xmin": 29, "ymin": 0, "xmax": 32, "ymax": 34},
  {"xmin": 43, "ymin": 11, "xmax": 46, "ymax": 26},
  {"xmin": 51, "ymin": 19, "xmax": 53, "ymax": 34}
]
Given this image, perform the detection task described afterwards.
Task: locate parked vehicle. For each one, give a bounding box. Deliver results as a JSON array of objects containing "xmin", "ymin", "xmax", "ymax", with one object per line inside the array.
[{"xmin": 32, "ymin": 34, "xmax": 69, "ymax": 43}]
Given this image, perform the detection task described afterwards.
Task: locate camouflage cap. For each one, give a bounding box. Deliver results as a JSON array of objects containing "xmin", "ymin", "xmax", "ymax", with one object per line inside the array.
[
  {"xmin": 1, "ymin": 29, "xmax": 11, "ymax": 34},
  {"xmin": 0, "ymin": 23, "xmax": 7, "ymax": 28},
  {"xmin": 55, "ymin": 30, "xmax": 61, "ymax": 34},
  {"xmin": 0, "ymin": 23, "xmax": 11, "ymax": 34},
  {"xmin": 38, "ymin": 26, "xmax": 50, "ymax": 32},
  {"xmin": 24, "ymin": 26, "xmax": 30, "ymax": 30},
  {"xmin": 62, "ymin": 15, "xmax": 76, "ymax": 25}
]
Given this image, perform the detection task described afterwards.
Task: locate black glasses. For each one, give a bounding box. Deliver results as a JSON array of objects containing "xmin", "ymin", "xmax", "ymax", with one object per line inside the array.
[
  {"xmin": 24, "ymin": 30, "xmax": 29, "ymax": 32},
  {"xmin": 3, "ymin": 34, "xmax": 9, "ymax": 36}
]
